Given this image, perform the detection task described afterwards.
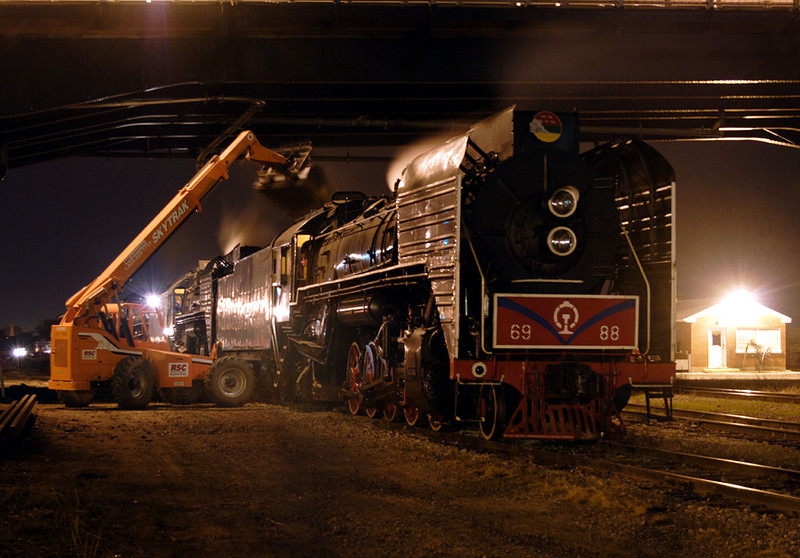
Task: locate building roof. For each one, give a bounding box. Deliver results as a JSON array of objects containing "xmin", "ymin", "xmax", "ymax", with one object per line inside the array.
[
  {"xmin": 676, "ymin": 298, "xmax": 717, "ymax": 321},
  {"xmin": 679, "ymin": 296, "xmax": 792, "ymax": 325}
]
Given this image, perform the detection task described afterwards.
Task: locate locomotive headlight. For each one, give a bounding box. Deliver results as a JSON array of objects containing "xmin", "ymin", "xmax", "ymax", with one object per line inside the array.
[
  {"xmin": 547, "ymin": 226, "xmax": 577, "ymax": 257},
  {"xmin": 547, "ymin": 185, "xmax": 579, "ymax": 218}
]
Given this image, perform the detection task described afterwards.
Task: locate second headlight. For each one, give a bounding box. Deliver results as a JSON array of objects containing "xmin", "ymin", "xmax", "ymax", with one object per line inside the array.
[
  {"xmin": 546, "ymin": 226, "xmax": 578, "ymax": 257},
  {"xmin": 547, "ymin": 185, "xmax": 579, "ymax": 218}
]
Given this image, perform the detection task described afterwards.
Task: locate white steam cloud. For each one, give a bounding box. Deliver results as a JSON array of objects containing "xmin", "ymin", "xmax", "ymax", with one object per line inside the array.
[{"xmin": 385, "ymin": 134, "xmax": 453, "ymax": 190}]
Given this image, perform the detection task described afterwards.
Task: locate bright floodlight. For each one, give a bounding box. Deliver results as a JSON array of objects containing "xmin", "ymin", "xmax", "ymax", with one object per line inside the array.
[
  {"xmin": 12, "ymin": 347, "xmax": 27, "ymax": 358},
  {"xmin": 145, "ymin": 294, "xmax": 161, "ymax": 308},
  {"xmin": 723, "ymin": 289, "xmax": 756, "ymax": 307},
  {"xmin": 717, "ymin": 289, "xmax": 760, "ymax": 326}
]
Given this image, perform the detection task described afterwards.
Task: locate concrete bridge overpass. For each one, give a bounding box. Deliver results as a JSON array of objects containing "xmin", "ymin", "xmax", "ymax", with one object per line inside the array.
[{"xmin": 2, "ymin": 0, "xmax": 800, "ymax": 173}]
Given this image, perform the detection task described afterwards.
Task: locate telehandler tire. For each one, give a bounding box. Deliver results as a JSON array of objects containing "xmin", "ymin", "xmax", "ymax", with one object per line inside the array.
[
  {"xmin": 112, "ymin": 356, "xmax": 154, "ymax": 410},
  {"xmin": 59, "ymin": 389, "xmax": 96, "ymax": 408},
  {"xmin": 158, "ymin": 384, "xmax": 203, "ymax": 405},
  {"xmin": 205, "ymin": 356, "xmax": 255, "ymax": 408}
]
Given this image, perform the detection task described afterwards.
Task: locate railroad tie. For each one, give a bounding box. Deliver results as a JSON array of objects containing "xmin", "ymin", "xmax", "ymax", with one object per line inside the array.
[{"xmin": 0, "ymin": 394, "xmax": 38, "ymax": 440}]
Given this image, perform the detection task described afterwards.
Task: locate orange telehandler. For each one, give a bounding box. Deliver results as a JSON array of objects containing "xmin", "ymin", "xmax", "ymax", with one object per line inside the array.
[{"xmin": 49, "ymin": 131, "xmax": 296, "ymax": 408}]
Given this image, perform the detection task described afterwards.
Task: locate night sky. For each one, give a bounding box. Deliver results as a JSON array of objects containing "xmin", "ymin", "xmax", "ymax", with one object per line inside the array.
[
  {"xmin": 1, "ymin": 139, "xmax": 799, "ymax": 332},
  {"xmin": 0, "ymin": 150, "xmax": 388, "ymax": 332}
]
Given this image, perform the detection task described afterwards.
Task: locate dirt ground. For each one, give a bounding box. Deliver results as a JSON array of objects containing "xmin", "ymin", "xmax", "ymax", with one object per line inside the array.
[{"xmin": 3, "ymin": 373, "xmax": 800, "ymax": 557}]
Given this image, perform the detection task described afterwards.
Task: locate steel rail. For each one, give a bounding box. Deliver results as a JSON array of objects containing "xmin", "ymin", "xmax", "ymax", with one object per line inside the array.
[
  {"xmin": 623, "ymin": 409, "xmax": 800, "ymax": 441},
  {"xmin": 626, "ymin": 403, "xmax": 800, "ymax": 431},
  {"xmin": 683, "ymin": 418, "xmax": 800, "ymax": 441},
  {"xmin": 583, "ymin": 462, "xmax": 800, "ymax": 514},
  {"xmin": 677, "ymin": 386, "xmax": 800, "ymax": 404},
  {"xmin": 605, "ymin": 442, "xmax": 800, "ymax": 482},
  {"xmin": 405, "ymin": 428, "xmax": 800, "ymax": 513}
]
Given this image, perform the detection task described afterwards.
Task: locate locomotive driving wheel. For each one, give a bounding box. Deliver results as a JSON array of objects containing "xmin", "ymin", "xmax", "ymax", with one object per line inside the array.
[
  {"xmin": 402, "ymin": 388, "xmax": 421, "ymax": 426},
  {"xmin": 383, "ymin": 403, "xmax": 399, "ymax": 422},
  {"xmin": 345, "ymin": 342, "xmax": 362, "ymax": 415},
  {"xmin": 478, "ymin": 385, "xmax": 507, "ymax": 441},
  {"xmin": 365, "ymin": 406, "xmax": 380, "ymax": 418},
  {"xmin": 403, "ymin": 404, "xmax": 421, "ymax": 427},
  {"xmin": 428, "ymin": 415, "xmax": 446, "ymax": 432},
  {"xmin": 363, "ymin": 343, "xmax": 380, "ymax": 419}
]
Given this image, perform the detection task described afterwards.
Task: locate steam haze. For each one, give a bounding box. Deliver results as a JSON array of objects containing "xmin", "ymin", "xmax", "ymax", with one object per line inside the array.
[{"xmin": 385, "ymin": 134, "xmax": 455, "ymax": 189}]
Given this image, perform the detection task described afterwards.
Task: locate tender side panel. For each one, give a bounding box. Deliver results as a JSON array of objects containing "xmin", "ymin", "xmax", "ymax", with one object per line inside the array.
[{"xmin": 216, "ymin": 247, "xmax": 273, "ymax": 351}]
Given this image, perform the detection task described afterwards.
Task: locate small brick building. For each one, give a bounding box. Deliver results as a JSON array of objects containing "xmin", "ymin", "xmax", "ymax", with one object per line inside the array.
[{"xmin": 676, "ymin": 295, "xmax": 791, "ymax": 372}]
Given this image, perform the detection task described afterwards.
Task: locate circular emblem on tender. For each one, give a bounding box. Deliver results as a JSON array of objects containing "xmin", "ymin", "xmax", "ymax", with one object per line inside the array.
[{"xmin": 530, "ymin": 111, "xmax": 562, "ymax": 143}]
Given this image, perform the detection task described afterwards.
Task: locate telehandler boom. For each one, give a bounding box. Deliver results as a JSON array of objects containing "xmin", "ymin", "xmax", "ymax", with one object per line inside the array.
[{"xmin": 49, "ymin": 131, "xmax": 290, "ymax": 408}]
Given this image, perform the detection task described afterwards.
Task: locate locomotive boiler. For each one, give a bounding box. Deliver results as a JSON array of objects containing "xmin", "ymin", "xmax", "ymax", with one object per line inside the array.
[{"xmin": 167, "ymin": 107, "xmax": 676, "ymax": 440}]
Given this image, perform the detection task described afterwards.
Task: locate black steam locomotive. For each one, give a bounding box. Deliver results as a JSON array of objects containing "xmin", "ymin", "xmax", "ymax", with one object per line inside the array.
[{"xmin": 165, "ymin": 107, "xmax": 676, "ymax": 440}]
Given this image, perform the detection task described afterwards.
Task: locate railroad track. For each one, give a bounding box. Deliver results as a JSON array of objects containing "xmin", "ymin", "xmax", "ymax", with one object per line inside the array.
[
  {"xmin": 676, "ymin": 386, "xmax": 800, "ymax": 404},
  {"xmin": 457, "ymin": 433, "xmax": 800, "ymax": 513},
  {"xmin": 373, "ymin": 418, "xmax": 800, "ymax": 513},
  {"xmin": 624, "ymin": 404, "xmax": 800, "ymax": 443},
  {"xmin": 599, "ymin": 441, "xmax": 800, "ymax": 513}
]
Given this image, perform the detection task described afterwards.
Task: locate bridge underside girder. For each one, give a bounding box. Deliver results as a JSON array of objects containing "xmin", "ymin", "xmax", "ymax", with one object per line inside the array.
[{"xmin": 2, "ymin": 2, "xmax": 800, "ymax": 171}]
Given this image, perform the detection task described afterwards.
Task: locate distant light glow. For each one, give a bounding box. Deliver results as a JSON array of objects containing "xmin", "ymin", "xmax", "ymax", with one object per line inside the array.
[
  {"xmin": 163, "ymin": 325, "xmax": 175, "ymax": 337},
  {"xmin": 145, "ymin": 294, "xmax": 161, "ymax": 308},
  {"xmin": 717, "ymin": 290, "xmax": 760, "ymax": 326},
  {"xmin": 12, "ymin": 347, "xmax": 27, "ymax": 358},
  {"xmin": 723, "ymin": 289, "xmax": 756, "ymax": 308}
]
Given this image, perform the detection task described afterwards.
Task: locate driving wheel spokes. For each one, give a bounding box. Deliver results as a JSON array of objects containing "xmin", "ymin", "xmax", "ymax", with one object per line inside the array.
[
  {"xmin": 363, "ymin": 343, "xmax": 379, "ymax": 419},
  {"xmin": 403, "ymin": 405, "xmax": 421, "ymax": 427},
  {"xmin": 365, "ymin": 406, "xmax": 380, "ymax": 419},
  {"xmin": 428, "ymin": 414, "xmax": 445, "ymax": 432},
  {"xmin": 345, "ymin": 342, "xmax": 362, "ymax": 416},
  {"xmin": 478, "ymin": 384, "xmax": 507, "ymax": 441},
  {"xmin": 383, "ymin": 403, "xmax": 399, "ymax": 422}
]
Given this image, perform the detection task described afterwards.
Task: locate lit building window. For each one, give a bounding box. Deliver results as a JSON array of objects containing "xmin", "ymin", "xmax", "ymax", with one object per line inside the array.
[{"xmin": 735, "ymin": 328, "xmax": 781, "ymax": 354}]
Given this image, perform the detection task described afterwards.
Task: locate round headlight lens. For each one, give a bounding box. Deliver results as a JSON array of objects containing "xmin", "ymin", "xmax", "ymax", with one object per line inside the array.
[
  {"xmin": 547, "ymin": 226, "xmax": 577, "ymax": 257},
  {"xmin": 548, "ymin": 186, "xmax": 579, "ymax": 218}
]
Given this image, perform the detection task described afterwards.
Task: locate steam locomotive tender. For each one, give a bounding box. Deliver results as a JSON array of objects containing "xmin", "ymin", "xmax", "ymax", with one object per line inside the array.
[{"xmin": 169, "ymin": 107, "xmax": 676, "ymax": 440}]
